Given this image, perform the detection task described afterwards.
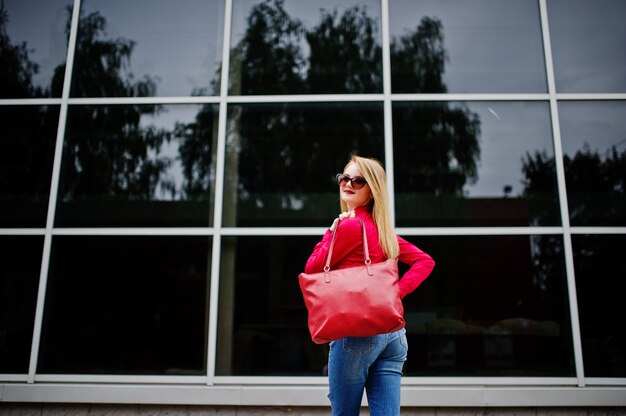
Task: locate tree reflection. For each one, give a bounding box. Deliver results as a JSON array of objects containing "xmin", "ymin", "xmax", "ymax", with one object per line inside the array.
[
  {"xmin": 391, "ymin": 18, "xmax": 480, "ymax": 197},
  {"xmin": 57, "ymin": 9, "xmax": 172, "ymax": 204},
  {"xmin": 523, "ymin": 144, "xmax": 626, "ymax": 225},
  {"xmin": 229, "ymin": 0, "xmax": 305, "ymax": 95},
  {"xmin": 307, "ymin": 5, "xmax": 382, "ymax": 93},
  {"xmin": 0, "ymin": 2, "xmax": 44, "ymax": 97}
]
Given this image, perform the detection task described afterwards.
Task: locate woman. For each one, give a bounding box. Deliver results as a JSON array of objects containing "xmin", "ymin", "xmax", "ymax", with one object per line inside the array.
[{"xmin": 304, "ymin": 155, "xmax": 435, "ymax": 416}]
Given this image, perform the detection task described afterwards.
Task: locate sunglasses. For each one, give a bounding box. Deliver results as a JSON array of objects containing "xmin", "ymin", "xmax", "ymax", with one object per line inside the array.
[{"xmin": 336, "ymin": 173, "xmax": 367, "ymax": 190}]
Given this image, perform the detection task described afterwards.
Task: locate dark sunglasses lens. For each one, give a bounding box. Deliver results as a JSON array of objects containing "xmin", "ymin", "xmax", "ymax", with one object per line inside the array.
[
  {"xmin": 352, "ymin": 177, "xmax": 366, "ymax": 189},
  {"xmin": 336, "ymin": 174, "xmax": 346, "ymax": 185}
]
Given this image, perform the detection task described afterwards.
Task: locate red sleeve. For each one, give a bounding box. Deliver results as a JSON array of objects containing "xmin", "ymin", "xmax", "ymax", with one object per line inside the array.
[
  {"xmin": 397, "ymin": 236, "xmax": 435, "ymax": 298},
  {"xmin": 304, "ymin": 218, "xmax": 362, "ymax": 273}
]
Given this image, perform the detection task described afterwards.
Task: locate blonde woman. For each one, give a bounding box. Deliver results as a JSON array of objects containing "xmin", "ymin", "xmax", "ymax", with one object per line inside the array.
[{"xmin": 304, "ymin": 155, "xmax": 435, "ymax": 416}]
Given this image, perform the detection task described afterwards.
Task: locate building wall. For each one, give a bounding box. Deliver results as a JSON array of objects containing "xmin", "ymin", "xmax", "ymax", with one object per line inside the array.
[{"xmin": 1, "ymin": 0, "xmax": 625, "ymax": 408}]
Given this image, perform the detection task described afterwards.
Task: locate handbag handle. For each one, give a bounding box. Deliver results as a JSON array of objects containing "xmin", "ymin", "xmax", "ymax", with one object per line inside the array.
[{"xmin": 324, "ymin": 218, "xmax": 373, "ymax": 282}]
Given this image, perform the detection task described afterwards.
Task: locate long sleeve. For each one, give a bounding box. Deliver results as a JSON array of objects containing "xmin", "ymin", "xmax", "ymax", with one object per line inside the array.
[
  {"xmin": 397, "ymin": 236, "xmax": 435, "ymax": 298},
  {"xmin": 304, "ymin": 218, "xmax": 364, "ymax": 274}
]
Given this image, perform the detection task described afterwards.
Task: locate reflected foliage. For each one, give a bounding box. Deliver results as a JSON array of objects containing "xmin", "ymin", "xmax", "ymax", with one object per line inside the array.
[
  {"xmin": 392, "ymin": 16, "xmax": 480, "ymax": 197},
  {"xmin": 306, "ymin": 6, "xmax": 382, "ymax": 93},
  {"xmin": 174, "ymin": 104, "xmax": 217, "ymax": 199},
  {"xmin": 0, "ymin": 3, "xmax": 44, "ymax": 97},
  {"xmin": 59, "ymin": 9, "xmax": 171, "ymax": 202},
  {"xmin": 230, "ymin": 0, "xmax": 382, "ymax": 95},
  {"xmin": 390, "ymin": 17, "xmax": 447, "ymax": 93},
  {"xmin": 523, "ymin": 144, "xmax": 626, "ymax": 225},
  {"xmin": 230, "ymin": 0, "xmax": 305, "ymax": 95}
]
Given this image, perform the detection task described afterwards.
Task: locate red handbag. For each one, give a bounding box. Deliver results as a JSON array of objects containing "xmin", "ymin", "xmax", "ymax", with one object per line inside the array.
[{"xmin": 298, "ymin": 219, "xmax": 405, "ymax": 344}]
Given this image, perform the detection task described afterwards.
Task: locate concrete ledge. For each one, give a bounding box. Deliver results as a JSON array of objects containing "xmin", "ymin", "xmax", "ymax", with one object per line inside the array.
[{"xmin": 2, "ymin": 384, "xmax": 626, "ymax": 407}]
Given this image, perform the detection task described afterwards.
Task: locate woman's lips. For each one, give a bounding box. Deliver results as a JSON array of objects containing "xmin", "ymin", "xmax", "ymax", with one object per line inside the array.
[{"xmin": 343, "ymin": 189, "xmax": 355, "ymax": 195}]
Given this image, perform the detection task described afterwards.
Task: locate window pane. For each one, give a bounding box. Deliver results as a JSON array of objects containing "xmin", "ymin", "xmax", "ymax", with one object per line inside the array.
[
  {"xmin": 393, "ymin": 101, "xmax": 560, "ymax": 227},
  {"xmin": 0, "ymin": 106, "xmax": 59, "ymax": 228},
  {"xmin": 573, "ymin": 235, "xmax": 626, "ymax": 377},
  {"xmin": 224, "ymin": 102, "xmax": 384, "ymax": 227},
  {"xmin": 547, "ymin": 0, "xmax": 626, "ymax": 93},
  {"xmin": 216, "ymin": 236, "xmax": 328, "ymax": 376},
  {"xmin": 216, "ymin": 234, "xmax": 574, "ymax": 377},
  {"xmin": 389, "ymin": 0, "xmax": 546, "ymax": 93},
  {"xmin": 403, "ymin": 235, "xmax": 574, "ymax": 376},
  {"xmin": 0, "ymin": 0, "xmax": 71, "ymax": 98},
  {"xmin": 38, "ymin": 236, "xmax": 211, "ymax": 375},
  {"xmin": 56, "ymin": 104, "xmax": 218, "ymax": 227},
  {"xmin": 559, "ymin": 101, "xmax": 626, "ymax": 226},
  {"xmin": 71, "ymin": 0, "xmax": 224, "ymax": 97},
  {"xmin": 0, "ymin": 236, "xmax": 43, "ymax": 374},
  {"xmin": 230, "ymin": 0, "xmax": 382, "ymax": 94}
]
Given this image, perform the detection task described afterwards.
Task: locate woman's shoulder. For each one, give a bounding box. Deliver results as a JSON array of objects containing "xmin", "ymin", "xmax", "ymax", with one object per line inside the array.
[{"xmin": 336, "ymin": 216, "xmax": 363, "ymax": 234}]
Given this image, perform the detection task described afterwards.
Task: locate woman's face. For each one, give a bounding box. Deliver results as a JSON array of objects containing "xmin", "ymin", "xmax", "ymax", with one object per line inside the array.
[{"xmin": 340, "ymin": 163, "xmax": 372, "ymax": 211}]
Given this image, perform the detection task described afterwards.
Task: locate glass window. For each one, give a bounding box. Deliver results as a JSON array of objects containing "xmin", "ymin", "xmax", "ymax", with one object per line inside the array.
[
  {"xmin": 389, "ymin": 0, "xmax": 546, "ymax": 93},
  {"xmin": 0, "ymin": 106, "xmax": 59, "ymax": 228},
  {"xmin": 0, "ymin": 0, "xmax": 71, "ymax": 98},
  {"xmin": 55, "ymin": 104, "xmax": 218, "ymax": 227},
  {"xmin": 216, "ymin": 234, "xmax": 574, "ymax": 377},
  {"xmin": 230, "ymin": 0, "xmax": 383, "ymax": 95},
  {"xmin": 216, "ymin": 236, "xmax": 328, "ymax": 376},
  {"xmin": 223, "ymin": 102, "xmax": 384, "ymax": 227},
  {"xmin": 393, "ymin": 101, "xmax": 560, "ymax": 227},
  {"xmin": 0, "ymin": 236, "xmax": 43, "ymax": 374},
  {"xmin": 403, "ymin": 234, "xmax": 574, "ymax": 377},
  {"xmin": 71, "ymin": 0, "xmax": 224, "ymax": 97},
  {"xmin": 559, "ymin": 101, "xmax": 626, "ymax": 226},
  {"xmin": 573, "ymin": 234, "xmax": 626, "ymax": 378},
  {"xmin": 547, "ymin": 0, "xmax": 626, "ymax": 93},
  {"xmin": 38, "ymin": 236, "xmax": 211, "ymax": 375}
]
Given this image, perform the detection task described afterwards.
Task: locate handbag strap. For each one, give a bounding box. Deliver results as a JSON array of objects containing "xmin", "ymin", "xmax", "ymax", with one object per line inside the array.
[{"xmin": 324, "ymin": 217, "xmax": 373, "ymax": 282}]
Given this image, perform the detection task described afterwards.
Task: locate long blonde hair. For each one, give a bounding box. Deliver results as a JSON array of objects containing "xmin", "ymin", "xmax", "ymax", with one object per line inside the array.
[{"xmin": 340, "ymin": 155, "xmax": 399, "ymax": 259}]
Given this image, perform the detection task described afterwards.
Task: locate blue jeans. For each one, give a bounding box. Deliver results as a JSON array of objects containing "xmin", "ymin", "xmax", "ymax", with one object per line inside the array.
[{"xmin": 328, "ymin": 328, "xmax": 408, "ymax": 416}]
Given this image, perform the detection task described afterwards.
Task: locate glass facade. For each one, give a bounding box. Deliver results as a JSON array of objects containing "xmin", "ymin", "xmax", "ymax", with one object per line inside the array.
[{"xmin": 1, "ymin": 0, "xmax": 625, "ymax": 398}]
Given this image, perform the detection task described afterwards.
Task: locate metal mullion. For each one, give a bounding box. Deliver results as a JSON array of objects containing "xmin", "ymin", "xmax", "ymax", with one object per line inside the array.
[
  {"xmin": 392, "ymin": 93, "xmax": 550, "ymax": 102},
  {"xmin": 539, "ymin": 0, "xmax": 585, "ymax": 387},
  {"xmin": 556, "ymin": 93, "xmax": 626, "ymax": 101},
  {"xmin": 226, "ymin": 94, "xmax": 384, "ymax": 103},
  {"xmin": 26, "ymin": 0, "xmax": 82, "ymax": 384},
  {"xmin": 570, "ymin": 227, "xmax": 626, "ymax": 235},
  {"xmin": 396, "ymin": 226, "xmax": 564, "ymax": 236},
  {"xmin": 205, "ymin": 0, "xmax": 234, "ymax": 387},
  {"xmin": 381, "ymin": 0, "xmax": 395, "ymax": 225},
  {"xmin": 0, "ymin": 229, "xmax": 46, "ymax": 235},
  {"xmin": 34, "ymin": 374, "xmax": 207, "ymax": 384},
  {"xmin": 50, "ymin": 228, "xmax": 214, "ymax": 236},
  {"xmin": 66, "ymin": 96, "xmax": 221, "ymax": 105},
  {"xmin": 0, "ymin": 99, "xmax": 62, "ymax": 106}
]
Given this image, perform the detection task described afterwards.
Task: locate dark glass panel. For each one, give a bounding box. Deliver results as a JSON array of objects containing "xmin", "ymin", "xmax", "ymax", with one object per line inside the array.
[
  {"xmin": 230, "ymin": 0, "xmax": 382, "ymax": 95},
  {"xmin": 547, "ymin": 0, "xmax": 626, "ymax": 93},
  {"xmin": 0, "ymin": 106, "xmax": 59, "ymax": 228},
  {"xmin": 71, "ymin": 0, "xmax": 224, "ymax": 97},
  {"xmin": 0, "ymin": 0, "xmax": 71, "ymax": 98},
  {"xmin": 216, "ymin": 236, "xmax": 328, "ymax": 376},
  {"xmin": 403, "ymin": 235, "xmax": 574, "ymax": 376},
  {"xmin": 389, "ymin": 0, "xmax": 546, "ymax": 93},
  {"xmin": 393, "ymin": 101, "xmax": 560, "ymax": 227},
  {"xmin": 559, "ymin": 101, "xmax": 626, "ymax": 226},
  {"xmin": 56, "ymin": 104, "xmax": 218, "ymax": 227},
  {"xmin": 0, "ymin": 236, "xmax": 43, "ymax": 373},
  {"xmin": 216, "ymin": 234, "xmax": 574, "ymax": 377},
  {"xmin": 38, "ymin": 236, "xmax": 211, "ymax": 375},
  {"xmin": 573, "ymin": 235, "xmax": 626, "ymax": 377},
  {"xmin": 224, "ymin": 102, "xmax": 384, "ymax": 227}
]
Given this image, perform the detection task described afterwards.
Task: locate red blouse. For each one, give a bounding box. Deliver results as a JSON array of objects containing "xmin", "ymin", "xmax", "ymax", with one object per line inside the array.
[{"xmin": 304, "ymin": 206, "xmax": 435, "ymax": 298}]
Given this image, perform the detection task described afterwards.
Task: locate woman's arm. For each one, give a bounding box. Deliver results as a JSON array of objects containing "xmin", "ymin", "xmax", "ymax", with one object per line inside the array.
[
  {"xmin": 397, "ymin": 236, "xmax": 435, "ymax": 298},
  {"xmin": 304, "ymin": 218, "xmax": 362, "ymax": 273}
]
